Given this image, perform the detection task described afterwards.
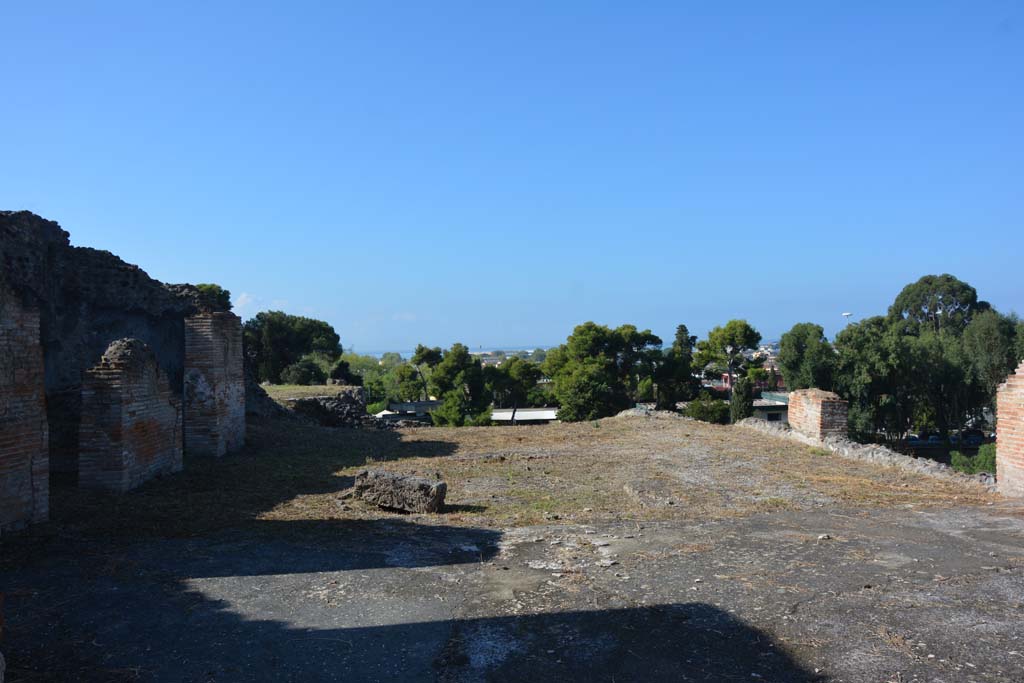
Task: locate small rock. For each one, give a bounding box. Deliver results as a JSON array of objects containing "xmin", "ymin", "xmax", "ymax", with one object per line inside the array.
[
  {"xmin": 817, "ymin": 534, "xmax": 831, "ymax": 541},
  {"xmin": 596, "ymin": 559, "xmax": 618, "ymax": 567}
]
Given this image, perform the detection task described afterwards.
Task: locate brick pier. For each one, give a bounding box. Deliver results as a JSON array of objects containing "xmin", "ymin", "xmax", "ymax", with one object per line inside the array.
[
  {"xmin": 79, "ymin": 339, "xmax": 183, "ymax": 492},
  {"xmin": 787, "ymin": 389, "xmax": 848, "ymax": 441},
  {"xmin": 184, "ymin": 313, "xmax": 246, "ymax": 457},
  {"xmin": 996, "ymin": 362, "xmax": 1024, "ymax": 497}
]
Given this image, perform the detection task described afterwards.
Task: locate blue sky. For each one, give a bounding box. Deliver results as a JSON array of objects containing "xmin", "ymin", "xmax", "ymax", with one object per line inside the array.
[{"xmin": 2, "ymin": 2, "xmax": 1021, "ymax": 353}]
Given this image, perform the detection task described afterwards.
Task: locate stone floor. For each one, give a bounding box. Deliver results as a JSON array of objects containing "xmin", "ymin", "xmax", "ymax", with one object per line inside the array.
[{"xmin": 2, "ymin": 501, "xmax": 1023, "ymax": 682}]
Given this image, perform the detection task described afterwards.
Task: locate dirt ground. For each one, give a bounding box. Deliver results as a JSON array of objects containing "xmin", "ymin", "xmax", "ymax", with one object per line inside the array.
[{"xmin": 1, "ymin": 413, "xmax": 1022, "ymax": 682}]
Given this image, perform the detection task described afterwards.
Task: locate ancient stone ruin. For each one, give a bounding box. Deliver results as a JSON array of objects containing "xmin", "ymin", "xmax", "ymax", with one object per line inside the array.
[
  {"xmin": 184, "ymin": 313, "xmax": 246, "ymax": 456},
  {"xmin": 351, "ymin": 469, "xmax": 447, "ymax": 513},
  {"xmin": 0, "ymin": 211, "xmax": 246, "ymax": 531},
  {"xmin": 79, "ymin": 339, "xmax": 183, "ymax": 492},
  {"xmin": 996, "ymin": 361, "xmax": 1024, "ymax": 497},
  {"xmin": 787, "ymin": 389, "xmax": 848, "ymax": 441},
  {"xmin": 0, "ymin": 268, "xmax": 49, "ymax": 529}
]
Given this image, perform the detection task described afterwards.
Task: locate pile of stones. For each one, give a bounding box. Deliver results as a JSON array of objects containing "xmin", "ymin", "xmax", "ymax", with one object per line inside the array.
[{"xmin": 285, "ymin": 386, "xmax": 408, "ymax": 430}]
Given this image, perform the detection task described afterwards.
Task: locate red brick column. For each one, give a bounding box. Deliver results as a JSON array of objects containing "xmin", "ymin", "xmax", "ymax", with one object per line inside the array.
[
  {"xmin": 184, "ymin": 313, "xmax": 245, "ymax": 457},
  {"xmin": 996, "ymin": 362, "xmax": 1024, "ymax": 497},
  {"xmin": 0, "ymin": 283, "xmax": 49, "ymax": 529},
  {"xmin": 79, "ymin": 339, "xmax": 183, "ymax": 491},
  {"xmin": 788, "ymin": 389, "xmax": 848, "ymax": 440}
]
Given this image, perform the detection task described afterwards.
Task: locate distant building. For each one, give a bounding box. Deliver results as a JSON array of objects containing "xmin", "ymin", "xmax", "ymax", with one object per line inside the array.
[
  {"xmin": 490, "ymin": 407, "xmax": 559, "ymax": 424},
  {"xmin": 752, "ymin": 398, "xmax": 788, "ymax": 423},
  {"xmin": 385, "ymin": 400, "xmax": 443, "ymax": 422}
]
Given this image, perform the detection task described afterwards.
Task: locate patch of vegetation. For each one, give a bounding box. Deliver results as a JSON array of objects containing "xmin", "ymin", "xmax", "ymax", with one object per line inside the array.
[
  {"xmin": 280, "ymin": 357, "xmax": 327, "ymax": 385},
  {"xmin": 683, "ymin": 391, "xmax": 730, "ymax": 424},
  {"xmin": 195, "ymin": 283, "xmax": 232, "ymax": 311},
  {"xmin": 950, "ymin": 443, "xmax": 996, "ymax": 475}
]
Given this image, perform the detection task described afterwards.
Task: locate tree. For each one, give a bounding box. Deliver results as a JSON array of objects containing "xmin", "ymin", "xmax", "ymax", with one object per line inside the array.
[
  {"xmin": 553, "ymin": 359, "xmax": 620, "ymax": 422},
  {"xmin": 778, "ymin": 323, "xmax": 835, "ymax": 391},
  {"xmin": 833, "ymin": 316, "xmax": 917, "ymax": 444},
  {"xmin": 279, "ymin": 358, "xmax": 327, "ymax": 385},
  {"xmin": 653, "ymin": 324, "xmax": 699, "ymax": 408},
  {"xmin": 429, "ymin": 343, "xmax": 490, "ymax": 426},
  {"xmin": 543, "ymin": 322, "xmax": 654, "ymax": 420},
  {"xmin": 729, "ymin": 377, "xmax": 754, "ymax": 423},
  {"xmin": 695, "ymin": 320, "xmax": 762, "ymax": 387},
  {"xmin": 962, "ymin": 310, "xmax": 1018, "ymax": 409},
  {"xmin": 329, "ymin": 358, "xmax": 362, "ymax": 385},
  {"xmin": 1016, "ymin": 320, "xmax": 1024, "ymax": 364},
  {"xmin": 244, "ymin": 311, "xmax": 342, "ymax": 383},
  {"xmin": 485, "ymin": 357, "xmax": 543, "ymax": 409},
  {"xmin": 888, "ymin": 274, "xmax": 989, "ymax": 334},
  {"xmin": 410, "ymin": 344, "xmax": 443, "ymax": 400}
]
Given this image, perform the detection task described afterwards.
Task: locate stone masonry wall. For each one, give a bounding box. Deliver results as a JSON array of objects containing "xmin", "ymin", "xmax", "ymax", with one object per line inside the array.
[
  {"xmin": 996, "ymin": 362, "xmax": 1024, "ymax": 497},
  {"xmin": 0, "ymin": 282, "xmax": 49, "ymax": 530},
  {"xmin": 184, "ymin": 313, "xmax": 245, "ymax": 457},
  {"xmin": 79, "ymin": 339, "xmax": 183, "ymax": 492},
  {"xmin": 788, "ymin": 389, "xmax": 848, "ymax": 441},
  {"xmin": 0, "ymin": 211, "xmax": 214, "ymax": 479}
]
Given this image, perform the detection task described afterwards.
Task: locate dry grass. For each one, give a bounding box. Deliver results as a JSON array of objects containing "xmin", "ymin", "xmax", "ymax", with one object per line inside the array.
[
  {"xmin": 262, "ymin": 384, "xmax": 356, "ymax": 401},
  {"xmin": 29, "ymin": 413, "xmax": 997, "ymax": 550}
]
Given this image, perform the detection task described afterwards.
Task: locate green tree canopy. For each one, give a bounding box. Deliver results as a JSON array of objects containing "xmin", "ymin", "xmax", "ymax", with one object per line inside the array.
[
  {"xmin": 543, "ymin": 322, "xmax": 662, "ymax": 421},
  {"xmin": 244, "ymin": 311, "xmax": 342, "ymax": 383},
  {"xmin": 888, "ymin": 274, "xmax": 989, "ymax": 334},
  {"xmin": 429, "ymin": 343, "xmax": 490, "ymax": 426},
  {"xmin": 694, "ymin": 320, "xmax": 762, "ymax": 382},
  {"xmin": 729, "ymin": 377, "xmax": 754, "ymax": 423},
  {"xmin": 778, "ymin": 322, "xmax": 835, "ymax": 391}
]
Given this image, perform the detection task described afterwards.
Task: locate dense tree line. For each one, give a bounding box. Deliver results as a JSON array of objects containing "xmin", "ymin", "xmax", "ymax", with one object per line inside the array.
[
  {"xmin": 779, "ymin": 274, "xmax": 1023, "ymax": 444},
  {"xmin": 241, "ymin": 273, "xmax": 1020, "ymax": 433}
]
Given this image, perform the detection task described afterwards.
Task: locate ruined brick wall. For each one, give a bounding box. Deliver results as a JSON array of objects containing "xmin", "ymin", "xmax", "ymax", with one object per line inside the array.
[
  {"xmin": 79, "ymin": 339, "xmax": 183, "ymax": 492},
  {"xmin": 1, "ymin": 211, "xmax": 219, "ymax": 479},
  {"xmin": 0, "ymin": 282, "xmax": 49, "ymax": 529},
  {"xmin": 184, "ymin": 313, "xmax": 245, "ymax": 456},
  {"xmin": 788, "ymin": 389, "xmax": 848, "ymax": 441},
  {"xmin": 996, "ymin": 362, "xmax": 1024, "ymax": 497}
]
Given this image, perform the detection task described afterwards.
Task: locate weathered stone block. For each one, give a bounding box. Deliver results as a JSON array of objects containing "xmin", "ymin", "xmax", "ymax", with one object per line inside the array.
[
  {"xmin": 788, "ymin": 389, "xmax": 848, "ymax": 441},
  {"xmin": 79, "ymin": 339, "xmax": 183, "ymax": 492},
  {"xmin": 353, "ymin": 470, "xmax": 447, "ymax": 513},
  {"xmin": 997, "ymin": 362, "xmax": 1024, "ymax": 497},
  {"xmin": 0, "ymin": 281, "xmax": 49, "ymax": 530},
  {"xmin": 184, "ymin": 313, "xmax": 245, "ymax": 456}
]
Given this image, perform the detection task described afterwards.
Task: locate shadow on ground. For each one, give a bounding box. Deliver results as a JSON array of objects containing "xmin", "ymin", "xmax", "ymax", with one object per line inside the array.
[
  {"xmin": 3, "ymin": 420, "xmax": 459, "ymax": 561},
  {"xmin": 4, "ymin": 580, "xmax": 819, "ymax": 682}
]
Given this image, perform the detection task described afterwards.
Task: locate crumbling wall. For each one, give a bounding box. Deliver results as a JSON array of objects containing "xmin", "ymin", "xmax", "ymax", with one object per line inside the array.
[
  {"xmin": 184, "ymin": 313, "xmax": 245, "ymax": 456},
  {"xmin": 0, "ymin": 211, "xmax": 212, "ymax": 479},
  {"xmin": 996, "ymin": 362, "xmax": 1024, "ymax": 497},
  {"xmin": 79, "ymin": 339, "xmax": 183, "ymax": 492},
  {"xmin": 0, "ymin": 282, "xmax": 49, "ymax": 529},
  {"xmin": 788, "ymin": 389, "xmax": 848, "ymax": 441}
]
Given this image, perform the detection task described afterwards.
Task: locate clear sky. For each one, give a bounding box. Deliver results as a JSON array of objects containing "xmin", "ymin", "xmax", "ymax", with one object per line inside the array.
[{"xmin": 2, "ymin": 2, "xmax": 1021, "ymax": 353}]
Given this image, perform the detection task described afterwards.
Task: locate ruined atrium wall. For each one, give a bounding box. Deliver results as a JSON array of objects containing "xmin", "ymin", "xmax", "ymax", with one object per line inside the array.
[
  {"xmin": 788, "ymin": 389, "xmax": 848, "ymax": 441},
  {"xmin": 0, "ymin": 281, "xmax": 49, "ymax": 529},
  {"xmin": 79, "ymin": 339, "xmax": 183, "ymax": 492},
  {"xmin": 0, "ymin": 211, "xmax": 208, "ymax": 479},
  {"xmin": 996, "ymin": 362, "xmax": 1024, "ymax": 497},
  {"xmin": 184, "ymin": 312, "xmax": 246, "ymax": 456}
]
